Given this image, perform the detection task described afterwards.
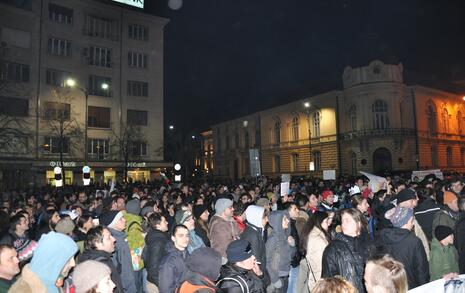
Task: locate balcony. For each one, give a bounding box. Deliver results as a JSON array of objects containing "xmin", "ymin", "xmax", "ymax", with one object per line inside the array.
[{"xmin": 339, "ymin": 128, "xmax": 416, "ymax": 141}]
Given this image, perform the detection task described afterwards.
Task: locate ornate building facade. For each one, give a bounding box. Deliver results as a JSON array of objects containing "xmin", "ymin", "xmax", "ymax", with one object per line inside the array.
[{"xmin": 209, "ymin": 60, "xmax": 465, "ymax": 178}]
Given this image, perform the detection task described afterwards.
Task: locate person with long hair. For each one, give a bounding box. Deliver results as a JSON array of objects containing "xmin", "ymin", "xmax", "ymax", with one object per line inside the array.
[
  {"xmin": 321, "ymin": 208, "xmax": 371, "ymax": 293},
  {"xmin": 352, "ymin": 195, "xmax": 373, "ymax": 239},
  {"xmin": 296, "ymin": 211, "xmax": 332, "ymax": 292},
  {"xmin": 364, "ymin": 255, "xmax": 408, "ymax": 293}
]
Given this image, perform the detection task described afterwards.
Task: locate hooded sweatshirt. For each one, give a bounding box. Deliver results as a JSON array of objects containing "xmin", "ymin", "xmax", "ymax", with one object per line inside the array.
[
  {"xmin": 10, "ymin": 232, "xmax": 78, "ymax": 293},
  {"xmin": 245, "ymin": 205, "xmax": 265, "ymax": 232},
  {"xmin": 266, "ymin": 210, "xmax": 295, "ymax": 283}
]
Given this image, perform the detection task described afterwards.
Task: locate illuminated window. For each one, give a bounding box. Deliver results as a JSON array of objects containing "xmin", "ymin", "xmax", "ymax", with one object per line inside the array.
[
  {"xmin": 313, "ymin": 112, "xmax": 320, "ymax": 137},
  {"xmin": 313, "ymin": 151, "xmax": 321, "ymax": 170},
  {"xmin": 274, "ymin": 119, "xmax": 281, "ymax": 145},
  {"xmin": 372, "ymin": 100, "xmax": 389, "ymax": 130},
  {"xmin": 291, "ymin": 153, "xmax": 299, "ymax": 171},
  {"xmin": 426, "ymin": 102, "xmax": 437, "ymax": 136},
  {"xmin": 273, "ymin": 155, "xmax": 281, "ymax": 173},
  {"xmin": 442, "ymin": 108, "xmax": 449, "ymax": 133},
  {"xmin": 291, "ymin": 116, "xmax": 299, "ymax": 141}
]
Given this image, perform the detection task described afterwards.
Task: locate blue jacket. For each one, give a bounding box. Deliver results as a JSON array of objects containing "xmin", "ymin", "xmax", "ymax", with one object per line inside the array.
[{"xmin": 187, "ymin": 230, "xmax": 206, "ymax": 254}]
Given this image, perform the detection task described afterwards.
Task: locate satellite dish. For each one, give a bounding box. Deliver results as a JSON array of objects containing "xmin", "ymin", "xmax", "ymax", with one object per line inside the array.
[{"xmin": 168, "ymin": 0, "xmax": 183, "ymax": 10}]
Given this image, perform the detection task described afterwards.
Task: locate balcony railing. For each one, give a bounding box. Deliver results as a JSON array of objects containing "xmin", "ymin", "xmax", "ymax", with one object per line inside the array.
[{"xmin": 339, "ymin": 128, "xmax": 416, "ymax": 140}]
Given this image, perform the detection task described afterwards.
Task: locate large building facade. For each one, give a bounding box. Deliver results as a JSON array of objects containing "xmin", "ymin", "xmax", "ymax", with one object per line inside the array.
[
  {"xmin": 210, "ymin": 60, "xmax": 465, "ymax": 178},
  {"xmin": 0, "ymin": 0, "xmax": 168, "ymax": 188}
]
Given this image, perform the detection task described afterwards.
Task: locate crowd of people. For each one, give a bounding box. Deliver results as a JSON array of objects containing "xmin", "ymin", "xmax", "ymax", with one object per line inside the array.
[{"xmin": 0, "ymin": 172, "xmax": 463, "ymax": 292}]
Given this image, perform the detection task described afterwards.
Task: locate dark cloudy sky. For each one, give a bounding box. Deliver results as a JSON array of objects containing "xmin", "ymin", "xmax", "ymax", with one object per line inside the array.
[{"xmin": 145, "ymin": 0, "xmax": 465, "ymax": 134}]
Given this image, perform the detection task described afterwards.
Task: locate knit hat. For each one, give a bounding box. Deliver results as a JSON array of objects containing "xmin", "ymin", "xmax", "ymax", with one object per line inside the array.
[
  {"xmin": 73, "ymin": 260, "xmax": 111, "ymax": 293},
  {"xmin": 126, "ymin": 199, "xmax": 141, "ymax": 215},
  {"xmin": 99, "ymin": 211, "xmax": 123, "ymax": 228},
  {"xmin": 186, "ymin": 247, "xmax": 223, "ymax": 281},
  {"xmin": 385, "ymin": 206, "xmax": 413, "ymax": 228},
  {"xmin": 396, "ymin": 189, "xmax": 417, "ymax": 204},
  {"xmin": 321, "ymin": 190, "xmax": 334, "ymax": 200},
  {"xmin": 443, "ymin": 191, "xmax": 458, "ymax": 205},
  {"xmin": 193, "ymin": 205, "xmax": 208, "ymax": 220},
  {"xmin": 256, "ymin": 197, "xmax": 270, "ymax": 207},
  {"xmin": 175, "ymin": 210, "xmax": 193, "ymax": 225},
  {"xmin": 215, "ymin": 198, "xmax": 233, "ymax": 215},
  {"xmin": 55, "ymin": 218, "xmax": 75, "ymax": 235},
  {"xmin": 140, "ymin": 206, "xmax": 154, "ymax": 217},
  {"xmin": 226, "ymin": 239, "xmax": 253, "ymax": 263},
  {"xmin": 435, "ymin": 225, "xmax": 454, "ymax": 241}
]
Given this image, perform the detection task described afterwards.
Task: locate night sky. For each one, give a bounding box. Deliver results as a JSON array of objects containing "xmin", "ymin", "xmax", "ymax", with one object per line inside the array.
[{"xmin": 145, "ymin": 0, "xmax": 465, "ymax": 134}]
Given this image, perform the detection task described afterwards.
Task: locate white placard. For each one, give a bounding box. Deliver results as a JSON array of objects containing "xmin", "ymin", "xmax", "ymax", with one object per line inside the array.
[
  {"xmin": 411, "ymin": 169, "xmax": 444, "ymax": 181},
  {"xmin": 280, "ymin": 182, "xmax": 289, "ymax": 197},
  {"xmin": 323, "ymin": 170, "xmax": 336, "ymax": 180},
  {"xmin": 309, "ymin": 162, "xmax": 315, "ymax": 171}
]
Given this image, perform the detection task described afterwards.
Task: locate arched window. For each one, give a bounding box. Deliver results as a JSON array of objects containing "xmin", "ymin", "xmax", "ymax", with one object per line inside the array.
[
  {"xmin": 291, "ymin": 153, "xmax": 299, "ymax": 172},
  {"xmin": 291, "ymin": 116, "xmax": 299, "ymax": 141},
  {"xmin": 313, "ymin": 112, "xmax": 320, "ymax": 137},
  {"xmin": 313, "ymin": 151, "xmax": 321, "ymax": 170},
  {"xmin": 431, "ymin": 145, "xmax": 438, "ymax": 167},
  {"xmin": 426, "ymin": 102, "xmax": 437, "ymax": 136},
  {"xmin": 349, "ymin": 105, "xmax": 357, "ymax": 131},
  {"xmin": 234, "ymin": 133, "xmax": 240, "ymax": 148},
  {"xmin": 274, "ymin": 119, "xmax": 281, "ymax": 145},
  {"xmin": 244, "ymin": 131, "xmax": 249, "ymax": 149},
  {"xmin": 447, "ymin": 146, "xmax": 453, "ymax": 167},
  {"xmin": 442, "ymin": 108, "xmax": 449, "ymax": 133},
  {"xmin": 372, "ymin": 100, "xmax": 389, "ymax": 130},
  {"xmin": 350, "ymin": 151, "xmax": 357, "ymax": 175},
  {"xmin": 458, "ymin": 111, "xmax": 462, "ymax": 135},
  {"xmin": 273, "ymin": 155, "xmax": 281, "ymax": 173}
]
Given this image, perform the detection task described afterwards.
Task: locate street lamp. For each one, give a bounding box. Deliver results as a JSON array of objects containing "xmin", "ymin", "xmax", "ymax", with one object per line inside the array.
[
  {"xmin": 169, "ymin": 125, "xmax": 174, "ymax": 130},
  {"xmin": 66, "ymin": 78, "xmax": 109, "ymax": 163}
]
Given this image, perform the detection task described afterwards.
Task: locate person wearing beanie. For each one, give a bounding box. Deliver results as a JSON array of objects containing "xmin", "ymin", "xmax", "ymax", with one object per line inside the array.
[
  {"xmin": 175, "ymin": 210, "xmax": 206, "ymax": 253},
  {"xmin": 9, "ymin": 232, "xmax": 78, "ymax": 293},
  {"xmin": 73, "ymin": 260, "xmax": 115, "ymax": 293},
  {"xmin": 193, "ymin": 204, "xmax": 210, "ymax": 247},
  {"xmin": 319, "ymin": 190, "xmax": 335, "ymax": 212},
  {"xmin": 209, "ymin": 198, "xmax": 240, "ymax": 257},
  {"xmin": 177, "ymin": 247, "xmax": 223, "ymax": 292},
  {"xmin": 432, "ymin": 191, "xmax": 460, "ymax": 234},
  {"xmin": 217, "ymin": 239, "xmax": 264, "ymax": 292},
  {"xmin": 429, "ymin": 225, "xmax": 459, "ymax": 280},
  {"xmin": 99, "ymin": 211, "xmax": 137, "ymax": 293},
  {"xmin": 55, "ymin": 218, "xmax": 75, "ymax": 236},
  {"xmin": 376, "ymin": 206, "xmax": 430, "ymax": 289}
]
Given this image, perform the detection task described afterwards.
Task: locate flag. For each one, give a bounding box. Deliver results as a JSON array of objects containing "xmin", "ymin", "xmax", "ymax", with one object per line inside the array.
[{"xmin": 359, "ymin": 171, "xmax": 387, "ymax": 193}]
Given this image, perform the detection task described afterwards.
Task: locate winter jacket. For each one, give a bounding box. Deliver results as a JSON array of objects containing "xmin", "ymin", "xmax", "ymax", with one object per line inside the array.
[
  {"xmin": 454, "ymin": 216, "xmax": 465, "ymax": 273},
  {"xmin": 241, "ymin": 222, "xmax": 266, "ymax": 270},
  {"xmin": 158, "ymin": 241, "xmax": 189, "ymax": 293},
  {"xmin": 209, "ymin": 214, "xmax": 240, "ymax": 257},
  {"xmin": 429, "ymin": 238, "xmax": 459, "ymax": 280},
  {"xmin": 414, "ymin": 218, "xmax": 430, "ymax": 261},
  {"xmin": 108, "ymin": 228, "xmax": 137, "ymax": 293},
  {"xmin": 218, "ymin": 263, "xmax": 265, "ymax": 293},
  {"xmin": 376, "ymin": 227, "xmax": 429, "ymax": 289},
  {"xmin": 188, "ymin": 229, "xmax": 206, "ymax": 254},
  {"xmin": 78, "ymin": 248, "xmax": 123, "ymax": 293},
  {"xmin": 124, "ymin": 212, "xmax": 145, "ymax": 271},
  {"xmin": 303, "ymin": 228, "xmax": 329, "ymax": 291},
  {"xmin": 432, "ymin": 207, "xmax": 459, "ymax": 234},
  {"xmin": 195, "ymin": 221, "xmax": 211, "ymax": 247},
  {"xmin": 8, "ymin": 265, "xmax": 46, "ymax": 293},
  {"xmin": 414, "ymin": 197, "xmax": 440, "ymax": 241},
  {"xmin": 143, "ymin": 228, "xmax": 170, "ymax": 285},
  {"xmin": 321, "ymin": 233, "xmax": 368, "ymax": 293},
  {"xmin": 265, "ymin": 211, "xmax": 294, "ymax": 284}
]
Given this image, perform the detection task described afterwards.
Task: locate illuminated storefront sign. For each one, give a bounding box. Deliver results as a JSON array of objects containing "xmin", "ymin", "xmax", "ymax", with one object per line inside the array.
[
  {"xmin": 49, "ymin": 161, "xmax": 77, "ymax": 167},
  {"xmin": 112, "ymin": 0, "xmax": 144, "ymax": 8}
]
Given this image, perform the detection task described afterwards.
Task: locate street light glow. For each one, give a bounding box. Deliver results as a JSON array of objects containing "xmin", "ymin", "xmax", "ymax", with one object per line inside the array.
[
  {"xmin": 191, "ymin": 135, "xmax": 196, "ymax": 139},
  {"xmin": 304, "ymin": 102, "xmax": 310, "ymax": 108},
  {"xmin": 169, "ymin": 125, "xmax": 174, "ymax": 130},
  {"xmin": 101, "ymin": 83, "xmax": 109, "ymax": 90},
  {"xmin": 463, "ymin": 96, "xmax": 465, "ymax": 101},
  {"xmin": 66, "ymin": 78, "xmax": 76, "ymax": 87}
]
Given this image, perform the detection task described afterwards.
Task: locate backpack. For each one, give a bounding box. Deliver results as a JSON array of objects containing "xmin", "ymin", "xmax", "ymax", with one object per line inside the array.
[
  {"xmin": 217, "ymin": 275, "xmax": 250, "ymax": 293},
  {"xmin": 176, "ymin": 281, "xmax": 216, "ymax": 293}
]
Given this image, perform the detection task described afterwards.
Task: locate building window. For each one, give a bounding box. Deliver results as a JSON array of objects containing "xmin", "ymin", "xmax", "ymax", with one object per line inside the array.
[
  {"xmin": 45, "ymin": 69, "xmax": 69, "ymax": 87},
  {"xmin": 244, "ymin": 131, "xmax": 249, "ymax": 149},
  {"xmin": 458, "ymin": 111, "xmax": 463, "ymax": 135},
  {"xmin": 87, "ymin": 138, "xmax": 109, "ymax": 159},
  {"xmin": 88, "ymin": 106, "xmax": 110, "ymax": 128},
  {"xmin": 0, "ymin": 97, "xmax": 28, "ymax": 116},
  {"xmin": 234, "ymin": 133, "xmax": 240, "ymax": 148},
  {"xmin": 127, "ymin": 80, "xmax": 148, "ymax": 97},
  {"xmin": 350, "ymin": 151, "xmax": 357, "ymax": 175},
  {"xmin": 132, "ymin": 141, "xmax": 147, "ymax": 156},
  {"xmin": 47, "ymin": 37, "xmax": 71, "ymax": 57},
  {"xmin": 255, "ymin": 129, "xmax": 260, "ymax": 147},
  {"xmin": 44, "ymin": 102, "xmax": 70, "ymax": 120},
  {"xmin": 291, "ymin": 153, "xmax": 299, "ymax": 171},
  {"xmin": 225, "ymin": 136, "xmax": 230, "ymax": 150},
  {"xmin": 0, "ymin": 61, "xmax": 30, "ymax": 82},
  {"xmin": 313, "ymin": 151, "xmax": 321, "ymax": 170},
  {"xmin": 273, "ymin": 155, "xmax": 281, "ymax": 173},
  {"xmin": 442, "ymin": 108, "xmax": 450, "ymax": 133},
  {"xmin": 349, "ymin": 104, "xmax": 357, "ymax": 131},
  {"xmin": 431, "ymin": 145, "xmax": 438, "ymax": 167},
  {"xmin": 128, "ymin": 51, "xmax": 148, "ymax": 68},
  {"xmin": 127, "ymin": 109, "xmax": 147, "ymax": 126},
  {"xmin": 372, "ymin": 100, "xmax": 389, "ymax": 130},
  {"xmin": 88, "ymin": 46, "xmax": 112, "ymax": 68},
  {"xmin": 48, "ymin": 4, "xmax": 73, "ymax": 24},
  {"xmin": 313, "ymin": 112, "xmax": 321, "ymax": 137},
  {"xmin": 128, "ymin": 24, "xmax": 148, "ymax": 41},
  {"xmin": 274, "ymin": 119, "xmax": 281, "ymax": 145},
  {"xmin": 88, "ymin": 75, "xmax": 111, "ymax": 97},
  {"xmin": 426, "ymin": 102, "xmax": 437, "ymax": 136},
  {"xmin": 447, "ymin": 146, "xmax": 453, "ymax": 167},
  {"xmin": 44, "ymin": 136, "xmax": 69, "ymax": 153},
  {"xmin": 86, "ymin": 16, "xmax": 117, "ymax": 40},
  {"xmin": 291, "ymin": 116, "xmax": 299, "ymax": 141}
]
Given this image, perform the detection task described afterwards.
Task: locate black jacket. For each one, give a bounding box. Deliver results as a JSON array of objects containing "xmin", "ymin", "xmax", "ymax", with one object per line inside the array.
[
  {"xmin": 77, "ymin": 249, "xmax": 123, "ymax": 293},
  {"xmin": 142, "ymin": 228, "xmax": 170, "ymax": 285},
  {"xmin": 454, "ymin": 215, "xmax": 465, "ymax": 274},
  {"xmin": 195, "ymin": 221, "xmax": 211, "ymax": 247},
  {"xmin": 376, "ymin": 227, "xmax": 430, "ymax": 289},
  {"xmin": 321, "ymin": 233, "xmax": 369, "ymax": 293},
  {"xmin": 218, "ymin": 263, "xmax": 265, "ymax": 293},
  {"xmin": 414, "ymin": 197, "xmax": 440, "ymax": 241}
]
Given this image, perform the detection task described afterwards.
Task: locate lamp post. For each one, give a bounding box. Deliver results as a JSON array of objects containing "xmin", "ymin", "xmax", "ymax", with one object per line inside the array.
[
  {"xmin": 66, "ymin": 78, "xmax": 108, "ymax": 164},
  {"xmin": 304, "ymin": 102, "xmax": 312, "ymax": 171}
]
